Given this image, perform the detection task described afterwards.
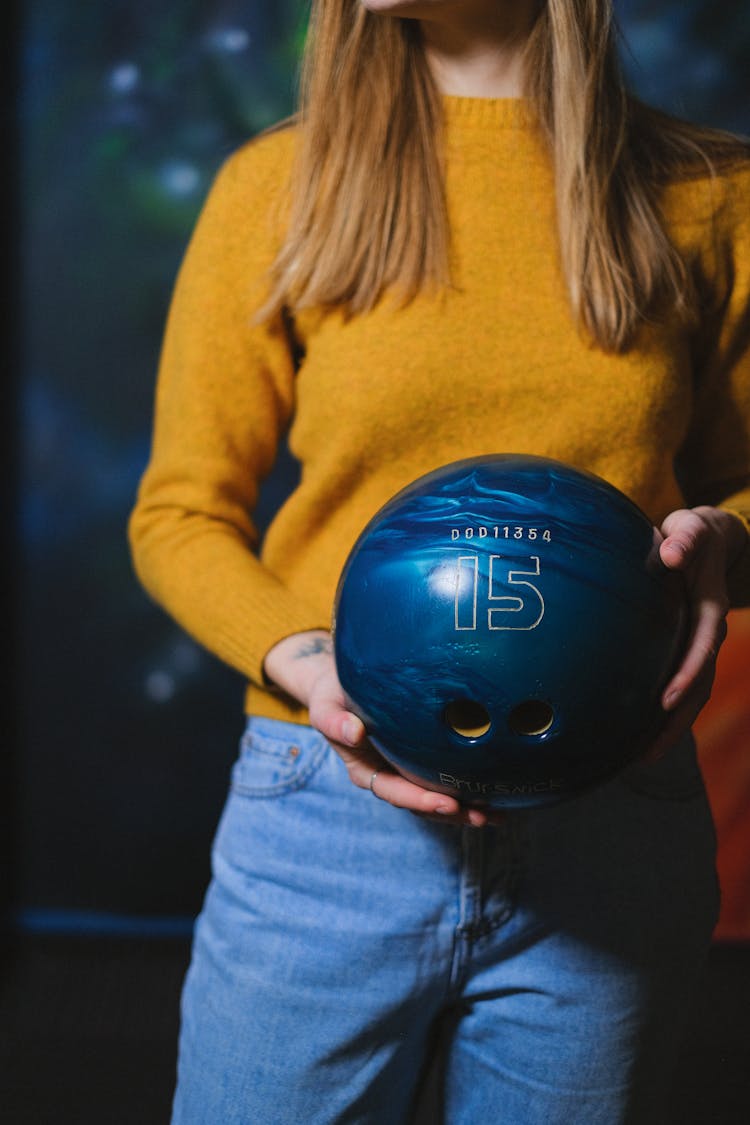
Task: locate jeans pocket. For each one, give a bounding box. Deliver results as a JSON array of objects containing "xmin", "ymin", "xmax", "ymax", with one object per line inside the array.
[
  {"xmin": 618, "ymin": 733, "xmax": 706, "ymax": 801},
  {"xmin": 230, "ymin": 719, "xmax": 330, "ymax": 798}
]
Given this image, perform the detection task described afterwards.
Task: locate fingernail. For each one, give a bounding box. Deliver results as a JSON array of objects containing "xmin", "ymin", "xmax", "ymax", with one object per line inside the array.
[
  {"xmin": 434, "ymin": 803, "xmax": 453, "ymax": 815},
  {"xmin": 664, "ymin": 690, "xmax": 680, "ymax": 710},
  {"xmin": 343, "ymin": 718, "xmax": 361, "ymax": 744}
]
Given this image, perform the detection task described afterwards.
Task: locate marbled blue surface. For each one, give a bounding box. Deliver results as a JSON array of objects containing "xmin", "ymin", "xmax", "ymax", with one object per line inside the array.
[{"xmin": 334, "ymin": 457, "xmax": 687, "ymax": 807}]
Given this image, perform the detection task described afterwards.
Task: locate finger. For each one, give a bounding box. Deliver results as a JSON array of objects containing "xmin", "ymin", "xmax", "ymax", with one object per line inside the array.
[
  {"xmin": 662, "ymin": 593, "xmax": 727, "ymax": 709},
  {"xmin": 308, "ymin": 694, "xmax": 367, "ymax": 749},
  {"xmin": 341, "ymin": 750, "xmax": 493, "ymax": 821},
  {"xmin": 312, "ymin": 693, "xmax": 498, "ymax": 825},
  {"xmin": 352, "ymin": 760, "xmax": 466, "ymax": 817},
  {"xmin": 335, "ymin": 733, "xmax": 507, "ymax": 825},
  {"xmin": 410, "ymin": 807, "xmax": 508, "ymax": 828},
  {"xmin": 646, "ymin": 665, "xmax": 714, "ymax": 762},
  {"xmin": 658, "ymin": 509, "xmax": 709, "ymax": 571},
  {"xmin": 377, "ymin": 776, "xmax": 493, "ymax": 826}
]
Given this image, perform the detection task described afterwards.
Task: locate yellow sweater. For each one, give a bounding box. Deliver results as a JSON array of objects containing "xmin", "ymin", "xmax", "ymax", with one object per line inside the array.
[{"xmin": 129, "ymin": 97, "xmax": 750, "ymax": 725}]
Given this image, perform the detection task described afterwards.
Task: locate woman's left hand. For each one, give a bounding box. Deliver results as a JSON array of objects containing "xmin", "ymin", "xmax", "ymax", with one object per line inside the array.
[{"xmin": 647, "ymin": 505, "xmax": 747, "ymax": 760}]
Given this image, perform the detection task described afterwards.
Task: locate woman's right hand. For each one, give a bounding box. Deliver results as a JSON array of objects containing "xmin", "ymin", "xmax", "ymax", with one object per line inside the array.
[{"xmin": 263, "ymin": 629, "xmax": 499, "ymax": 827}]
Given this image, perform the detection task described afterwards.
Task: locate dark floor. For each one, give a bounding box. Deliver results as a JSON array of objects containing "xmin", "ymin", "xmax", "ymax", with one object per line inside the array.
[{"xmin": 0, "ymin": 935, "xmax": 748, "ymax": 1124}]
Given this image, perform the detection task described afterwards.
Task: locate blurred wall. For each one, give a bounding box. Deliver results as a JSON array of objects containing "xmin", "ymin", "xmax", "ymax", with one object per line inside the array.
[{"xmin": 12, "ymin": 0, "xmax": 750, "ymax": 936}]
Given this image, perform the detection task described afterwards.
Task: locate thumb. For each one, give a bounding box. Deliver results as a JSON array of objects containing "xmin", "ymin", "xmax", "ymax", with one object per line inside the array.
[
  {"xmin": 307, "ymin": 686, "xmax": 366, "ymax": 748},
  {"xmin": 659, "ymin": 510, "xmax": 705, "ymax": 571}
]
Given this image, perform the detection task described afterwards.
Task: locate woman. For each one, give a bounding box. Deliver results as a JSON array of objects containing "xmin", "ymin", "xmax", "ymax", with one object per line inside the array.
[{"xmin": 130, "ymin": 1, "xmax": 750, "ymax": 1121}]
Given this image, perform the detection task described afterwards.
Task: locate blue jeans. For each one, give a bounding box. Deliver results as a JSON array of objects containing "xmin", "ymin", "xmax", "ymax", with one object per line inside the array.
[{"xmin": 172, "ymin": 717, "xmax": 719, "ymax": 1125}]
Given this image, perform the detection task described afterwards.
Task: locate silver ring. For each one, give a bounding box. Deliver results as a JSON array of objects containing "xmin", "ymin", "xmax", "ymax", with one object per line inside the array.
[{"xmin": 369, "ymin": 770, "xmax": 380, "ymax": 797}]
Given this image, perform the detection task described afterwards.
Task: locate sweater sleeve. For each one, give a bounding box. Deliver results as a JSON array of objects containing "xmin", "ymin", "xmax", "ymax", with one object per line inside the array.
[
  {"xmin": 677, "ymin": 164, "xmax": 750, "ymax": 607},
  {"xmin": 128, "ymin": 136, "xmax": 328, "ymax": 684}
]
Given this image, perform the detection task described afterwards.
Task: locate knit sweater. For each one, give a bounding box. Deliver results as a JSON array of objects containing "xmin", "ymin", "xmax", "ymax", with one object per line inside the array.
[{"xmin": 129, "ymin": 97, "xmax": 750, "ymax": 725}]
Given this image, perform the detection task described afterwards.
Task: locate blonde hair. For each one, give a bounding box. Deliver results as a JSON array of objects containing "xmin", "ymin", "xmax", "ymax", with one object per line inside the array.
[{"xmin": 262, "ymin": 0, "xmax": 747, "ymax": 352}]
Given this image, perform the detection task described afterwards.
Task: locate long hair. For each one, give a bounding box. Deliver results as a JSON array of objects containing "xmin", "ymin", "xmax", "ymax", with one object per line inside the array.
[{"xmin": 262, "ymin": 0, "xmax": 747, "ymax": 351}]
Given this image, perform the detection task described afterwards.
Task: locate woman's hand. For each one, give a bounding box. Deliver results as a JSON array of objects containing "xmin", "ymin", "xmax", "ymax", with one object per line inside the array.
[
  {"xmin": 647, "ymin": 505, "xmax": 747, "ymax": 760},
  {"xmin": 263, "ymin": 629, "xmax": 500, "ymax": 827}
]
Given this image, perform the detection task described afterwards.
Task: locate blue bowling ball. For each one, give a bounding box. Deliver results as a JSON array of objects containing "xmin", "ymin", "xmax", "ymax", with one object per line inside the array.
[{"xmin": 332, "ymin": 454, "xmax": 688, "ymax": 808}]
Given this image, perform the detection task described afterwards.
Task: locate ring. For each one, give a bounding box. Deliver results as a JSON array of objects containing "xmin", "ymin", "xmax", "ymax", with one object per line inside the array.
[{"xmin": 369, "ymin": 770, "xmax": 380, "ymax": 797}]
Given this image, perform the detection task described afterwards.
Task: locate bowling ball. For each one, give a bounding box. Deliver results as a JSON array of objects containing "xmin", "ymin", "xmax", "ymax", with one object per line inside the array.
[{"xmin": 332, "ymin": 454, "xmax": 688, "ymax": 808}]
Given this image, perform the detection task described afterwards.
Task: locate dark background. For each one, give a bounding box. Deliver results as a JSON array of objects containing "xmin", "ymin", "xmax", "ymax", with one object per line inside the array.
[
  {"xmin": 7, "ymin": 0, "xmax": 750, "ymax": 931},
  {"xmin": 1, "ymin": 5, "xmax": 749, "ymax": 1124},
  {"xmin": 10, "ymin": 0, "xmax": 308, "ymax": 931}
]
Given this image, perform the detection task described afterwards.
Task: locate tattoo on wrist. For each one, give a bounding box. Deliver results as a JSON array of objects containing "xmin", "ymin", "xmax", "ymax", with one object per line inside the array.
[{"xmin": 294, "ymin": 635, "xmax": 333, "ymax": 660}]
